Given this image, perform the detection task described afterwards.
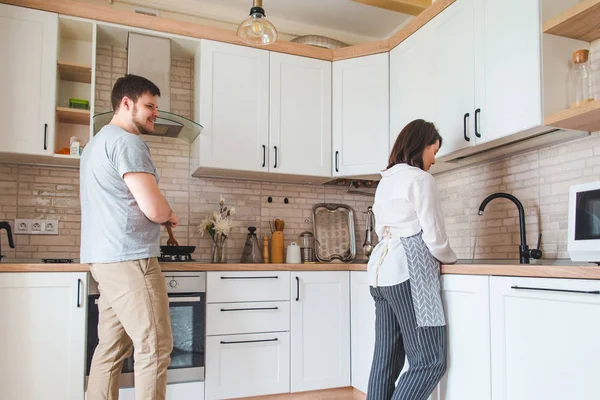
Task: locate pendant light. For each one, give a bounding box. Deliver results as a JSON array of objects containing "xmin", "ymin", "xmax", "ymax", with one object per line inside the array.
[{"xmin": 237, "ymin": 0, "xmax": 278, "ymax": 45}]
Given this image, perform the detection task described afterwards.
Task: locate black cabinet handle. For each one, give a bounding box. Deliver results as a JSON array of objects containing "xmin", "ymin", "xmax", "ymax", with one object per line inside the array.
[
  {"xmin": 220, "ymin": 307, "xmax": 279, "ymax": 312},
  {"xmin": 463, "ymin": 113, "xmax": 470, "ymax": 142},
  {"xmin": 43, "ymin": 123, "xmax": 48, "ymax": 150},
  {"xmin": 335, "ymin": 151, "xmax": 339, "ymax": 172},
  {"xmin": 273, "ymin": 146, "xmax": 278, "ymax": 168},
  {"xmin": 296, "ymin": 276, "xmax": 300, "ymax": 301},
  {"xmin": 221, "ymin": 338, "xmax": 278, "ymax": 345},
  {"xmin": 220, "ymin": 276, "xmax": 279, "ymax": 280},
  {"xmin": 262, "ymin": 145, "xmax": 266, "ymax": 168},
  {"xmin": 474, "ymin": 108, "xmax": 481, "ymax": 138},
  {"xmin": 511, "ymin": 286, "xmax": 600, "ymax": 295},
  {"xmin": 76, "ymin": 279, "xmax": 82, "ymax": 308}
]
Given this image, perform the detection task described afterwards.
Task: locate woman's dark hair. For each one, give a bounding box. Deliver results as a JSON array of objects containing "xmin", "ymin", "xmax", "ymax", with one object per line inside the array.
[
  {"xmin": 111, "ymin": 74, "xmax": 161, "ymax": 111},
  {"xmin": 387, "ymin": 119, "xmax": 443, "ymax": 170}
]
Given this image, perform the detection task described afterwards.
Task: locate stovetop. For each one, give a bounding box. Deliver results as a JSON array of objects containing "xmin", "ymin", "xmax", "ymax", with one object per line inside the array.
[{"xmin": 158, "ymin": 254, "xmax": 195, "ymax": 262}]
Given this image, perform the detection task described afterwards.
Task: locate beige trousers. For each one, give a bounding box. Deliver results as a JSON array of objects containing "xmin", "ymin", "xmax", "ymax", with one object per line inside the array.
[{"xmin": 87, "ymin": 258, "xmax": 173, "ymax": 400}]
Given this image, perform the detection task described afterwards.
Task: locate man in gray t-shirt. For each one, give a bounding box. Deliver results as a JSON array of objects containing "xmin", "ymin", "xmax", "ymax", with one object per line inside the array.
[{"xmin": 81, "ymin": 75, "xmax": 177, "ymax": 400}]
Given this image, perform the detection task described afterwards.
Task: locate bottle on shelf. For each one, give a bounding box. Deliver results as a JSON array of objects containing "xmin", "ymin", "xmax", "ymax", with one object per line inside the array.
[{"xmin": 567, "ymin": 49, "xmax": 594, "ymax": 108}]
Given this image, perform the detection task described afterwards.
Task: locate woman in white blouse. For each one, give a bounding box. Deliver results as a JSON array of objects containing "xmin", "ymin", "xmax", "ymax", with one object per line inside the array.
[{"xmin": 366, "ymin": 119, "xmax": 456, "ymax": 400}]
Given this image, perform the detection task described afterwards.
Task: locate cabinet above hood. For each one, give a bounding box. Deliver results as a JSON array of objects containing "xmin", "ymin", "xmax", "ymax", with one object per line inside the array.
[{"xmin": 93, "ymin": 32, "xmax": 202, "ymax": 143}]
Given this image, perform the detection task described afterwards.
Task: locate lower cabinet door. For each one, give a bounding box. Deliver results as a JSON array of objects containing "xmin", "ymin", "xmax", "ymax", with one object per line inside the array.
[
  {"xmin": 119, "ymin": 381, "xmax": 205, "ymax": 400},
  {"xmin": 350, "ymin": 271, "xmax": 375, "ymax": 394},
  {"xmin": 430, "ymin": 274, "xmax": 491, "ymax": 400},
  {"xmin": 490, "ymin": 276, "xmax": 600, "ymax": 400},
  {"xmin": 205, "ymin": 332, "xmax": 290, "ymax": 400}
]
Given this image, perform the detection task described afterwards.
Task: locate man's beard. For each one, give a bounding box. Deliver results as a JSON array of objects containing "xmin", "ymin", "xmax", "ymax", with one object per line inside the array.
[{"xmin": 132, "ymin": 104, "xmax": 154, "ymax": 135}]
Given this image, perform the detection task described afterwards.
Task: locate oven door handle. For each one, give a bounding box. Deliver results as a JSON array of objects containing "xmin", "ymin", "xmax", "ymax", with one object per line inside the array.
[
  {"xmin": 169, "ymin": 296, "xmax": 202, "ymax": 303},
  {"xmin": 94, "ymin": 296, "xmax": 202, "ymax": 305}
]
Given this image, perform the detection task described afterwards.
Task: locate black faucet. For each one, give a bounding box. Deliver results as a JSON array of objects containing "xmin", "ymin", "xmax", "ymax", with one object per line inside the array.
[
  {"xmin": 0, "ymin": 221, "xmax": 15, "ymax": 262},
  {"xmin": 478, "ymin": 193, "xmax": 542, "ymax": 264}
]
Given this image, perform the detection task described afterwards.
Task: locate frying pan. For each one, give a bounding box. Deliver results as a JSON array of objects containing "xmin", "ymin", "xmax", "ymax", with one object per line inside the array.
[{"xmin": 160, "ymin": 245, "xmax": 196, "ymax": 255}]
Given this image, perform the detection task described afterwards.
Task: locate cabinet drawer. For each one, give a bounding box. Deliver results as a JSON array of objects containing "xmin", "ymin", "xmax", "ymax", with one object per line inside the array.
[
  {"xmin": 207, "ymin": 271, "xmax": 290, "ymax": 303},
  {"xmin": 206, "ymin": 332, "xmax": 290, "ymax": 399},
  {"xmin": 206, "ymin": 301, "xmax": 290, "ymax": 336}
]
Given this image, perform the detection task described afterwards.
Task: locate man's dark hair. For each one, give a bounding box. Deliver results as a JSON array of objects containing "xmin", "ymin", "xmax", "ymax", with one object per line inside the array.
[
  {"xmin": 387, "ymin": 119, "xmax": 443, "ymax": 170},
  {"xmin": 111, "ymin": 74, "xmax": 161, "ymax": 112}
]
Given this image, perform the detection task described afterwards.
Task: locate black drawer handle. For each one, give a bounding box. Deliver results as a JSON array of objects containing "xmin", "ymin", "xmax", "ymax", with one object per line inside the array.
[
  {"xmin": 76, "ymin": 278, "xmax": 82, "ymax": 308},
  {"xmin": 463, "ymin": 112, "xmax": 470, "ymax": 142},
  {"xmin": 262, "ymin": 145, "xmax": 266, "ymax": 168},
  {"xmin": 511, "ymin": 286, "xmax": 600, "ymax": 295},
  {"xmin": 43, "ymin": 123, "xmax": 48, "ymax": 150},
  {"xmin": 296, "ymin": 276, "xmax": 300, "ymax": 301},
  {"xmin": 474, "ymin": 108, "xmax": 481, "ymax": 138},
  {"xmin": 220, "ymin": 276, "xmax": 279, "ymax": 280},
  {"xmin": 220, "ymin": 307, "xmax": 279, "ymax": 312},
  {"xmin": 335, "ymin": 151, "xmax": 339, "ymax": 172},
  {"xmin": 220, "ymin": 338, "xmax": 279, "ymax": 345}
]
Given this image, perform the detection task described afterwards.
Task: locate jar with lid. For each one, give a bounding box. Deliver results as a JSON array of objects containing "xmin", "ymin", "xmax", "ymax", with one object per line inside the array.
[
  {"xmin": 567, "ymin": 49, "xmax": 594, "ymax": 108},
  {"xmin": 299, "ymin": 231, "xmax": 315, "ymax": 263}
]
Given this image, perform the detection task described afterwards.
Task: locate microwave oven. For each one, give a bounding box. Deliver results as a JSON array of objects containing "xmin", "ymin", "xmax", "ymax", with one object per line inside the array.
[{"xmin": 568, "ymin": 181, "xmax": 600, "ymax": 264}]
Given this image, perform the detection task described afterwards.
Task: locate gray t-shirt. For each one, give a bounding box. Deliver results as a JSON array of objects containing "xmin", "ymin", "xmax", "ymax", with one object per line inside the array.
[{"xmin": 80, "ymin": 124, "xmax": 160, "ymax": 263}]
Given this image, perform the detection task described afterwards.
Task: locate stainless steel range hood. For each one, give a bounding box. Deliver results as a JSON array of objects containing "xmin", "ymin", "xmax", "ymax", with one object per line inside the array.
[{"xmin": 93, "ymin": 32, "xmax": 202, "ymax": 143}]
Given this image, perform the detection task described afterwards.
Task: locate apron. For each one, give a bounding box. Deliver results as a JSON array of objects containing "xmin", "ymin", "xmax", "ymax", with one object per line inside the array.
[{"xmin": 370, "ymin": 230, "xmax": 445, "ymax": 327}]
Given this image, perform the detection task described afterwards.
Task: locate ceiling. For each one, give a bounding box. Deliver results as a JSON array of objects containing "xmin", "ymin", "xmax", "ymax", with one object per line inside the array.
[{"xmin": 116, "ymin": 0, "xmax": 419, "ymax": 44}]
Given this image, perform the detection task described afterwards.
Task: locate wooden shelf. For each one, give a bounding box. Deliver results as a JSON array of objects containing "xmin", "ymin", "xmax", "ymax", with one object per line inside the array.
[
  {"xmin": 544, "ymin": 99, "xmax": 600, "ymax": 131},
  {"xmin": 543, "ymin": 0, "xmax": 600, "ymax": 42},
  {"xmin": 57, "ymin": 61, "xmax": 92, "ymax": 83},
  {"xmin": 56, "ymin": 107, "xmax": 90, "ymax": 125}
]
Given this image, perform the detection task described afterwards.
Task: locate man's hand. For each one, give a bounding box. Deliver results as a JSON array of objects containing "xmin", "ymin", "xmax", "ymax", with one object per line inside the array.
[{"xmin": 166, "ymin": 211, "xmax": 180, "ymax": 228}]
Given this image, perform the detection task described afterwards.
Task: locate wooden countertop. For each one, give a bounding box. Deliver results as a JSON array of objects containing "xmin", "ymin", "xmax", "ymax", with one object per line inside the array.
[{"xmin": 1, "ymin": 262, "xmax": 600, "ymax": 279}]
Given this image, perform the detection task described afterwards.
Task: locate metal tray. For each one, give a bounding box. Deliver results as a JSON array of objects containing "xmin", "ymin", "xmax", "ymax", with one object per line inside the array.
[{"xmin": 312, "ymin": 203, "xmax": 356, "ymax": 263}]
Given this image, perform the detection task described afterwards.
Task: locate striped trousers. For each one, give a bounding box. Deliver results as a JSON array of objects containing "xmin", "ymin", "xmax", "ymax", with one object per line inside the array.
[{"xmin": 367, "ymin": 280, "xmax": 447, "ymax": 400}]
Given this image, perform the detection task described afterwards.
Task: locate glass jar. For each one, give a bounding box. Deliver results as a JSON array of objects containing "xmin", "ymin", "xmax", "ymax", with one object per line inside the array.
[
  {"xmin": 567, "ymin": 49, "xmax": 594, "ymax": 108},
  {"xmin": 240, "ymin": 226, "xmax": 263, "ymax": 263},
  {"xmin": 299, "ymin": 231, "xmax": 315, "ymax": 263}
]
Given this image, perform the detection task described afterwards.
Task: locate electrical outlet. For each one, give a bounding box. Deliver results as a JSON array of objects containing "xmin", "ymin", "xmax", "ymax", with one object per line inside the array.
[
  {"xmin": 14, "ymin": 219, "xmax": 59, "ymax": 235},
  {"xmin": 15, "ymin": 219, "xmax": 29, "ymax": 234}
]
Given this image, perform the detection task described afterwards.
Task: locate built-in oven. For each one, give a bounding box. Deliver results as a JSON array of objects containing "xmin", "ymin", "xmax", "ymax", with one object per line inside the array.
[
  {"xmin": 568, "ymin": 180, "xmax": 600, "ymax": 264},
  {"xmin": 86, "ymin": 271, "xmax": 206, "ymax": 387}
]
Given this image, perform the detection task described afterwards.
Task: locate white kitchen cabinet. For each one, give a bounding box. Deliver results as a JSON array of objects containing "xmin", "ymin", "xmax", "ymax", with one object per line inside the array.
[
  {"xmin": 472, "ymin": 0, "xmax": 542, "ymax": 146},
  {"xmin": 0, "ymin": 272, "xmax": 87, "ymax": 400},
  {"xmin": 333, "ymin": 53, "xmax": 389, "ymax": 177},
  {"xmin": 205, "ymin": 271, "xmax": 291, "ymax": 399},
  {"xmin": 205, "ymin": 332, "xmax": 290, "ymax": 400},
  {"xmin": 290, "ymin": 271, "xmax": 351, "ymax": 392},
  {"xmin": 195, "ymin": 39, "xmax": 269, "ymax": 173},
  {"xmin": 270, "ymin": 52, "xmax": 331, "ymax": 177},
  {"xmin": 431, "ymin": 274, "xmax": 491, "ymax": 400},
  {"xmin": 350, "ymin": 271, "xmax": 375, "ymax": 394},
  {"xmin": 0, "ymin": 4, "xmax": 57, "ymax": 156},
  {"xmin": 119, "ymin": 381, "xmax": 205, "ymax": 400},
  {"xmin": 389, "ymin": 24, "xmax": 434, "ymax": 150},
  {"xmin": 490, "ymin": 276, "xmax": 600, "ymax": 400},
  {"xmin": 432, "ymin": 0, "xmax": 476, "ymax": 158}
]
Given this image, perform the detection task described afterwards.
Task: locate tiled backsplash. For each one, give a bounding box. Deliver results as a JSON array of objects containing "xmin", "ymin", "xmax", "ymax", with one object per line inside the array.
[{"xmin": 1, "ymin": 43, "xmax": 600, "ymax": 263}]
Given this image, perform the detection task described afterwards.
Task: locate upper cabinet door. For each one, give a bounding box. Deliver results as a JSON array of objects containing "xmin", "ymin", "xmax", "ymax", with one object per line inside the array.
[
  {"xmin": 389, "ymin": 26, "xmax": 434, "ymax": 150},
  {"xmin": 473, "ymin": 0, "xmax": 542, "ymax": 145},
  {"xmin": 432, "ymin": 0, "xmax": 476, "ymax": 158},
  {"xmin": 198, "ymin": 40, "xmax": 269, "ymax": 172},
  {"xmin": 270, "ymin": 53, "xmax": 331, "ymax": 177},
  {"xmin": 333, "ymin": 53, "xmax": 389, "ymax": 177},
  {"xmin": 0, "ymin": 4, "xmax": 57, "ymax": 156}
]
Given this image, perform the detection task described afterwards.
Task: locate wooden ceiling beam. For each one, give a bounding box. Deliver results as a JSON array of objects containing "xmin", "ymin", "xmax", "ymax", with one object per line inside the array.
[{"xmin": 350, "ymin": 0, "xmax": 432, "ymax": 16}]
